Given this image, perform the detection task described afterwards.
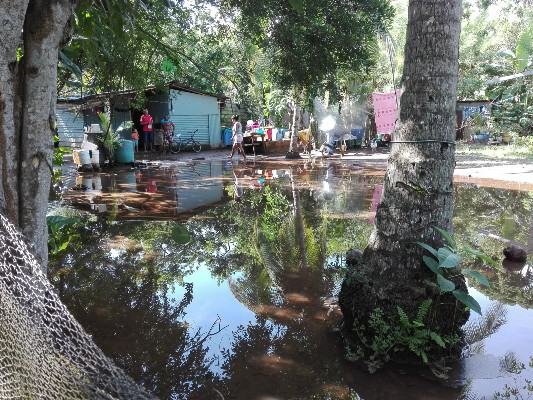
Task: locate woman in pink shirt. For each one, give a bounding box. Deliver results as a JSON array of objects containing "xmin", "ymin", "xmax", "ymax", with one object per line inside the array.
[{"xmin": 140, "ymin": 109, "xmax": 154, "ymax": 151}]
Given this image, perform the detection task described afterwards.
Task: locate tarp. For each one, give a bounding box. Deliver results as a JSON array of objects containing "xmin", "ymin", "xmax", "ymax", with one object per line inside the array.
[{"xmin": 372, "ymin": 90, "xmax": 400, "ymax": 134}]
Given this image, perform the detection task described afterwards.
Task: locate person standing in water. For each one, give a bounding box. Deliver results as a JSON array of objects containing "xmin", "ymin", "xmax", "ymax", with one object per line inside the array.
[{"xmin": 229, "ymin": 115, "xmax": 246, "ymax": 162}]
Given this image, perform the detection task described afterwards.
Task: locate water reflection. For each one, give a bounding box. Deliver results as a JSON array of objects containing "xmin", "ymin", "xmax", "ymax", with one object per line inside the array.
[
  {"xmin": 48, "ymin": 220, "xmax": 221, "ymax": 399},
  {"xmin": 49, "ymin": 160, "xmax": 533, "ymax": 399}
]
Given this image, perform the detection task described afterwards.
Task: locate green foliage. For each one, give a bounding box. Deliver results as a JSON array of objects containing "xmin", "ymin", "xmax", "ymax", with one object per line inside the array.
[
  {"xmin": 346, "ymin": 300, "xmax": 459, "ymax": 373},
  {"xmin": 52, "ymin": 144, "xmax": 71, "ymax": 167},
  {"xmin": 96, "ymin": 112, "xmax": 133, "ymax": 155},
  {"xmin": 47, "ymin": 215, "xmax": 80, "ymax": 255},
  {"xmin": 222, "ymin": 0, "xmax": 394, "ymax": 97},
  {"xmin": 171, "ymin": 223, "xmax": 191, "ymax": 244},
  {"xmin": 61, "ymin": 0, "xmax": 183, "ymax": 97},
  {"xmin": 417, "ymin": 227, "xmax": 498, "ymax": 315},
  {"xmin": 260, "ymin": 185, "xmax": 290, "ymax": 240}
]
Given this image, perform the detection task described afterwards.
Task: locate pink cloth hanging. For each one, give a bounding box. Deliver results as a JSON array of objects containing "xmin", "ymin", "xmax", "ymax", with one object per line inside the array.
[{"xmin": 372, "ymin": 90, "xmax": 400, "ymax": 134}]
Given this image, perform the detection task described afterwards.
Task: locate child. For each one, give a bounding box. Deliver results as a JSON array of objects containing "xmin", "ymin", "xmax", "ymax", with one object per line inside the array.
[{"xmin": 131, "ymin": 128, "xmax": 139, "ymax": 152}]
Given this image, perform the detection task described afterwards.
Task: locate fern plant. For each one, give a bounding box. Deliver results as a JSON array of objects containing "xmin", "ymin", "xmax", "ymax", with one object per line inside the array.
[
  {"xmin": 396, "ymin": 300, "xmax": 445, "ymax": 364},
  {"xmin": 347, "ymin": 299, "xmax": 459, "ymax": 373},
  {"xmin": 417, "ymin": 227, "xmax": 498, "ymax": 315}
]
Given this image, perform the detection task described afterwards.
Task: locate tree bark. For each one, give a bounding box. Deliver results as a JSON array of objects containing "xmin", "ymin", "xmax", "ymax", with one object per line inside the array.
[
  {"xmin": 0, "ymin": 1, "xmax": 29, "ymax": 220},
  {"xmin": 286, "ymin": 90, "xmax": 302, "ymax": 159},
  {"xmin": 0, "ymin": 0, "xmax": 77, "ymax": 270},
  {"xmin": 339, "ymin": 0, "xmax": 467, "ymax": 345}
]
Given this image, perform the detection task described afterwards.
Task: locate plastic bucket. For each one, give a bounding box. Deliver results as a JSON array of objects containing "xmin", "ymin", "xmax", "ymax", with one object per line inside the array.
[
  {"xmin": 89, "ymin": 149, "xmax": 100, "ymax": 165},
  {"xmin": 223, "ymin": 128, "xmax": 233, "ymax": 146},
  {"xmin": 115, "ymin": 140, "xmax": 134, "ymax": 163},
  {"xmin": 82, "ymin": 176, "xmax": 93, "ymax": 191},
  {"xmin": 82, "ymin": 141, "xmax": 98, "ymax": 151},
  {"xmin": 74, "ymin": 149, "xmax": 91, "ymax": 165},
  {"xmin": 92, "ymin": 175, "xmax": 102, "ymax": 190}
]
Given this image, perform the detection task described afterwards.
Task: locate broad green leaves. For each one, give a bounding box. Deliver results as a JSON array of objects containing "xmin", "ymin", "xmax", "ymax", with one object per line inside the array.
[
  {"xmin": 171, "ymin": 223, "xmax": 191, "ymax": 244},
  {"xmin": 47, "ymin": 215, "xmax": 79, "ymax": 255},
  {"xmin": 417, "ymin": 227, "xmax": 495, "ymax": 315},
  {"xmin": 288, "ymin": 0, "xmax": 304, "ymax": 13},
  {"xmin": 452, "ymin": 290, "xmax": 482, "ymax": 316}
]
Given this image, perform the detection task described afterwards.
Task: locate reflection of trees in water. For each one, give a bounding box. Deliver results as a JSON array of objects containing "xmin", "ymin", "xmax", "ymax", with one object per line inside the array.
[
  {"xmin": 453, "ymin": 185, "xmax": 533, "ymax": 259},
  {"xmin": 453, "ymin": 185, "xmax": 533, "ymax": 309},
  {"xmin": 471, "ymin": 264, "xmax": 533, "ymax": 309},
  {"xmin": 179, "ymin": 180, "xmax": 355, "ymax": 397},
  {"xmin": 463, "ymin": 302, "xmax": 508, "ymax": 356},
  {"xmin": 48, "ymin": 218, "xmax": 222, "ymax": 399},
  {"xmin": 207, "ymin": 182, "xmax": 361, "ymax": 397}
]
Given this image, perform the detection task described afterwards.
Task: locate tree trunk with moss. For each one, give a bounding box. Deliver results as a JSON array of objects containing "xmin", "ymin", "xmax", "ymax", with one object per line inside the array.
[{"xmin": 339, "ymin": 0, "xmax": 468, "ymax": 362}]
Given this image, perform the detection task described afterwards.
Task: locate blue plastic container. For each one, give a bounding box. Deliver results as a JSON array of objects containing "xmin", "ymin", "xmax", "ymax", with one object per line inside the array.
[
  {"xmin": 223, "ymin": 128, "xmax": 233, "ymax": 146},
  {"xmin": 351, "ymin": 128, "xmax": 364, "ymax": 146},
  {"xmin": 115, "ymin": 140, "xmax": 134, "ymax": 163}
]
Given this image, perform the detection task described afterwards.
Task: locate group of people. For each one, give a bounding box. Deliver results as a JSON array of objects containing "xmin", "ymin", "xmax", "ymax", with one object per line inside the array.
[
  {"xmin": 131, "ymin": 109, "xmax": 175, "ymax": 152},
  {"xmin": 130, "ymin": 111, "xmax": 246, "ymax": 162}
]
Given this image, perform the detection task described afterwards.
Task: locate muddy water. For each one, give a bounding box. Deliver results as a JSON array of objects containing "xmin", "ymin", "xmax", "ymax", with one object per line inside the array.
[{"xmin": 49, "ymin": 159, "xmax": 533, "ymax": 399}]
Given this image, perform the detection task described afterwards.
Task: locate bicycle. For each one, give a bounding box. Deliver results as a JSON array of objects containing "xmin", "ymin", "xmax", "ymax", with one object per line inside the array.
[{"xmin": 170, "ymin": 129, "xmax": 202, "ymax": 154}]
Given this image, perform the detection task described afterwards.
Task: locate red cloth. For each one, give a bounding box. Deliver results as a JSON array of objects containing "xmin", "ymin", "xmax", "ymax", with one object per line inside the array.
[{"xmin": 372, "ymin": 90, "xmax": 400, "ymax": 134}]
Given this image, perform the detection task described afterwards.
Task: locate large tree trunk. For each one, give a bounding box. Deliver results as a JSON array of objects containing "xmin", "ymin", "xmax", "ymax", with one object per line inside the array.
[
  {"xmin": 0, "ymin": 1, "xmax": 29, "ymax": 220},
  {"xmin": 339, "ymin": 0, "xmax": 466, "ymax": 351},
  {"xmin": 0, "ymin": 0, "xmax": 77, "ymax": 270},
  {"xmin": 286, "ymin": 90, "xmax": 302, "ymax": 159}
]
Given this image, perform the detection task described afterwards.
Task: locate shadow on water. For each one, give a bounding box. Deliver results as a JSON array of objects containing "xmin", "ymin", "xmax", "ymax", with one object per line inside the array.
[{"xmin": 48, "ymin": 159, "xmax": 533, "ymax": 399}]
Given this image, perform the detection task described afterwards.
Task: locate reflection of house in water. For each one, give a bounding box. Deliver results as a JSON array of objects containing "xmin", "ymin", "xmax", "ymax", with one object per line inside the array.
[
  {"xmin": 173, "ymin": 162, "xmax": 224, "ymax": 214},
  {"xmin": 63, "ymin": 161, "xmax": 229, "ymax": 221}
]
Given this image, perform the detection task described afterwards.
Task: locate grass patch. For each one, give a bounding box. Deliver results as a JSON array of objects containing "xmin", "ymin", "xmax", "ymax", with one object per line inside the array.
[{"xmin": 456, "ymin": 138, "xmax": 533, "ymax": 160}]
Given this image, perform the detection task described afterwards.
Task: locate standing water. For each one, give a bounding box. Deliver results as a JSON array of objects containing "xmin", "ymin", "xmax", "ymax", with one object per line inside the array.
[{"xmin": 48, "ymin": 159, "xmax": 533, "ymax": 399}]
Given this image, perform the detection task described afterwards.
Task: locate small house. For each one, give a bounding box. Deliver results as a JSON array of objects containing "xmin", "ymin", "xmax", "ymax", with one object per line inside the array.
[{"xmin": 57, "ymin": 82, "xmax": 227, "ymax": 149}]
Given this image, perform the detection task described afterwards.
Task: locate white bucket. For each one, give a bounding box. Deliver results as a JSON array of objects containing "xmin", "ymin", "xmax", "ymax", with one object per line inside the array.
[
  {"xmin": 77, "ymin": 149, "xmax": 91, "ymax": 165},
  {"xmin": 82, "ymin": 176, "xmax": 93, "ymax": 191},
  {"xmin": 92, "ymin": 175, "xmax": 102, "ymax": 190},
  {"xmin": 90, "ymin": 149, "xmax": 100, "ymax": 165},
  {"xmin": 82, "ymin": 141, "xmax": 98, "ymax": 151}
]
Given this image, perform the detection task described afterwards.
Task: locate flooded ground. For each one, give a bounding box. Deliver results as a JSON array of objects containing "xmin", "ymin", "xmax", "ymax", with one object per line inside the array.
[{"xmin": 48, "ymin": 155, "xmax": 533, "ymax": 399}]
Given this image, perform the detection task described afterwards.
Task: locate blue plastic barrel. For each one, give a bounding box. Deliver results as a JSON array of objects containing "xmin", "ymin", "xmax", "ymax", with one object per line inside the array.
[
  {"xmin": 223, "ymin": 128, "xmax": 233, "ymax": 146},
  {"xmin": 115, "ymin": 140, "xmax": 134, "ymax": 163}
]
